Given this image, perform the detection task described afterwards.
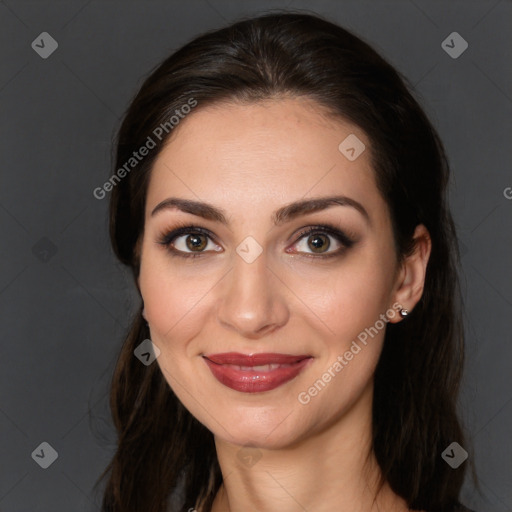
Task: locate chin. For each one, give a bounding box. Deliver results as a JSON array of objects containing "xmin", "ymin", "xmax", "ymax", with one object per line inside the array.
[{"xmin": 208, "ymin": 403, "xmax": 308, "ymax": 449}]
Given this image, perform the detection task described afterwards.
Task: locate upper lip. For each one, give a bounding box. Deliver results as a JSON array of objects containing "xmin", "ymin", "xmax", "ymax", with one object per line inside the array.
[{"xmin": 204, "ymin": 352, "xmax": 312, "ymax": 366}]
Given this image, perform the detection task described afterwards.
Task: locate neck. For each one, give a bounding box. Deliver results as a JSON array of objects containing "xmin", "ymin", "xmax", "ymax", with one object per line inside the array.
[{"xmin": 209, "ymin": 384, "xmax": 409, "ymax": 512}]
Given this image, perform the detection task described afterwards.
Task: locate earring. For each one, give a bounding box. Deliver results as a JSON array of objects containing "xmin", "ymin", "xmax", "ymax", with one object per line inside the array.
[{"xmin": 399, "ymin": 309, "xmax": 409, "ymax": 318}]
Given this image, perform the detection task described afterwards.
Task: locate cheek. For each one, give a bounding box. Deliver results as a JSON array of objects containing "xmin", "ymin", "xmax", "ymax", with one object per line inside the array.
[
  {"xmin": 139, "ymin": 258, "xmax": 213, "ymax": 409},
  {"xmin": 284, "ymin": 252, "xmax": 394, "ymax": 412},
  {"xmin": 138, "ymin": 252, "xmax": 216, "ymax": 354},
  {"xmin": 291, "ymin": 254, "xmax": 395, "ymax": 343}
]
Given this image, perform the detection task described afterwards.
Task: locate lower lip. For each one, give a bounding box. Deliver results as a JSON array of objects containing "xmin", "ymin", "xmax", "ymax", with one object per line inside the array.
[{"xmin": 203, "ymin": 357, "xmax": 312, "ymax": 393}]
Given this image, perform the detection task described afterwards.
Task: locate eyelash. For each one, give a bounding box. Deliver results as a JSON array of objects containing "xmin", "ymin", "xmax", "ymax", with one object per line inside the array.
[{"xmin": 156, "ymin": 222, "xmax": 356, "ymax": 260}]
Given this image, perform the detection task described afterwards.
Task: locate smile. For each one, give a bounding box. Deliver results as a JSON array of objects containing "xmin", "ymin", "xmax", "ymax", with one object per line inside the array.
[{"xmin": 203, "ymin": 352, "xmax": 313, "ymax": 393}]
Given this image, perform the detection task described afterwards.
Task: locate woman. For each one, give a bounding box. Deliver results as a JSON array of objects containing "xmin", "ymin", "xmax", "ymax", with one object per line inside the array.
[{"xmin": 98, "ymin": 12, "xmax": 474, "ymax": 512}]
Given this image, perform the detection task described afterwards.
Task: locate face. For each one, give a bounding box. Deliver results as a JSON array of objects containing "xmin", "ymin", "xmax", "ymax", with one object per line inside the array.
[{"xmin": 138, "ymin": 97, "xmax": 405, "ymax": 449}]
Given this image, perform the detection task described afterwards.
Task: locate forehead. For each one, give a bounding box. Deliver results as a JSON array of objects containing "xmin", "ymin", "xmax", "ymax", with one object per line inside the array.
[{"xmin": 146, "ymin": 97, "xmax": 383, "ymax": 219}]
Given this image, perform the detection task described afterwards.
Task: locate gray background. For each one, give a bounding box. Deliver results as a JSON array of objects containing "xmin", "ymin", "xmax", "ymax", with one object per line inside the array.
[{"xmin": 0, "ymin": 1, "xmax": 511, "ymax": 511}]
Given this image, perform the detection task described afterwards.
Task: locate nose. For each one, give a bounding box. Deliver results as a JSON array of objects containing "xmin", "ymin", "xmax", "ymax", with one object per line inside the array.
[{"xmin": 216, "ymin": 252, "xmax": 290, "ymax": 339}]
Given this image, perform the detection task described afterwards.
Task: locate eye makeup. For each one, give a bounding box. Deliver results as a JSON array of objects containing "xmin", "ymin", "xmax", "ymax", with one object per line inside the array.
[{"xmin": 155, "ymin": 220, "xmax": 358, "ymax": 260}]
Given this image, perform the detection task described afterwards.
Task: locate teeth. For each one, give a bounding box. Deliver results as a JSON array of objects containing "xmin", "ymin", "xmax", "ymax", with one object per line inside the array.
[
  {"xmin": 253, "ymin": 364, "xmax": 271, "ymax": 371},
  {"xmin": 229, "ymin": 363, "xmax": 292, "ymax": 372}
]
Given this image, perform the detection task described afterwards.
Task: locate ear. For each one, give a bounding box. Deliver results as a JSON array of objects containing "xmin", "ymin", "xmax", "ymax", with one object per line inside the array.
[{"xmin": 388, "ymin": 224, "xmax": 432, "ymax": 323}]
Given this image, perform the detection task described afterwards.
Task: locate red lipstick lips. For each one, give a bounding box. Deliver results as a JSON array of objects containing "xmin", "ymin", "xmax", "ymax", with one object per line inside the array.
[{"xmin": 203, "ymin": 352, "xmax": 312, "ymax": 393}]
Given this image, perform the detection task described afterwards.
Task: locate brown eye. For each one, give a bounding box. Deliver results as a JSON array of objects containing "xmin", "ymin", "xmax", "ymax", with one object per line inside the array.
[
  {"xmin": 186, "ymin": 233, "xmax": 208, "ymax": 251},
  {"xmin": 307, "ymin": 233, "xmax": 330, "ymax": 253},
  {"xmin": 158, "ymin": 227, "xmax": 222, "ymax": 257},
  {"xmin": 288, "ymin": 225, "xmax": 354, "ymax": 258}
]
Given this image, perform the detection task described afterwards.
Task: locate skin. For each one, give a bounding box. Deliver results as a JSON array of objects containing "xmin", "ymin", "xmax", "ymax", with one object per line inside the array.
[{"xmin": 138, "ymin": 97, "xmax": 431, "ymax": 512}]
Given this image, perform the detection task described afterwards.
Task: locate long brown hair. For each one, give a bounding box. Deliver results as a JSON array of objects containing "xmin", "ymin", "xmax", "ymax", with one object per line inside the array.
[{"xmin": 98, "ymin": 11, "xmax": 467, "ymax": 512}]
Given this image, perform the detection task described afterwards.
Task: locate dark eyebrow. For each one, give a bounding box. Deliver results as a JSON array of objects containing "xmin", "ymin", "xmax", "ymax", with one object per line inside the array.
[{"xmin": 151, "ymin": 195, "xmax": 370, "ymax": 225}]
